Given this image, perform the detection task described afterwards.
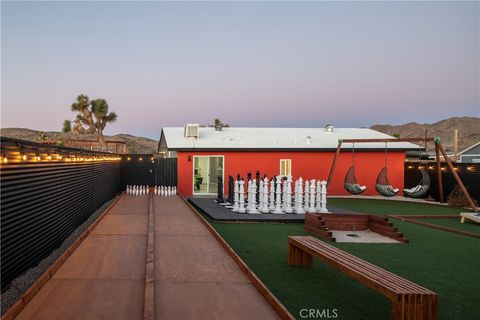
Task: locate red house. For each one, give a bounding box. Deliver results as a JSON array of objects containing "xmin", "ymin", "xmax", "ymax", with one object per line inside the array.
[{"xmin": 158, "ymin": 125, "xmax": 420, "ymax": 196}]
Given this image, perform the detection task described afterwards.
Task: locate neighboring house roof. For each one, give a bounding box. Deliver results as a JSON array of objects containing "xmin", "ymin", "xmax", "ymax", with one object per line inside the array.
[
  {"xmin": 458, "ymin": 141, "xmax": 480, "ymax": 155},
  {"xmin": 160, "ymin": 127, "xmax": 421, "ymax": 151}
]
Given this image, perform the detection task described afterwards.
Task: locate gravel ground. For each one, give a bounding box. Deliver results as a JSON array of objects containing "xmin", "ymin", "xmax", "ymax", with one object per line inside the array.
[{"xmin": 1, "ymin": 196, "xmax": 118, "ymax": 314}]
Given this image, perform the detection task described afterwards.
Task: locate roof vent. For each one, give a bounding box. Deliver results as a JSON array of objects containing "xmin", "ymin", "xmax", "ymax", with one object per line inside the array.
[
  {"xmin": 214, "ymin": 124, "xmax": 223, "ymax": 132},
  {"xmin": 325, "ymin": 124, "xmax": 334, "ymax": 132},
  {"xmin": 184, "ymin": 124, "xmax": 200, "ymax": 139},
  {"xmin": 306, "ymin": 136, "xmax": 312, "ymax": 144}
]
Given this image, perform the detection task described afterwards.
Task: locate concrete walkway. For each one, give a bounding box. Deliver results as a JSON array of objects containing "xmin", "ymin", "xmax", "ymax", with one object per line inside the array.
[{"xmin": 15, "ymin": 194, "xmax": 279, "ymax": 320}]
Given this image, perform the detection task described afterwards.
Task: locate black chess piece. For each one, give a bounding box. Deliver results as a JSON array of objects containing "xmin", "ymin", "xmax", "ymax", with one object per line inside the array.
[
  {"xmin": 228, "ymin": 176, "xmax": 234, "ymax": 203},
  {"xmin": 216, "ymin": 175, "xmax": 224, "ymax": 203}
]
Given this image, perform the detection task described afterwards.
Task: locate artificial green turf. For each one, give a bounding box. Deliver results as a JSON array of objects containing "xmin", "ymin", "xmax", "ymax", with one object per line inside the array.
[
  {"xmin": 329, "ymin": 198, "xmax": 466, "ymax": 216},
  {"xmin": 419, "ymin": 218, "xmax": 480, "ymax": 234},
  {"xmin": 208, "ymin": 199, "xmax": 480, "ymax": 320}
]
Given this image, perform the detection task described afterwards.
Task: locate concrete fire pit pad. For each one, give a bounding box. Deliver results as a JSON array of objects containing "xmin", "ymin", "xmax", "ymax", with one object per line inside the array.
[{"xmin": 331, "ymin": 230, "xmax": 401, "ymax": 243}]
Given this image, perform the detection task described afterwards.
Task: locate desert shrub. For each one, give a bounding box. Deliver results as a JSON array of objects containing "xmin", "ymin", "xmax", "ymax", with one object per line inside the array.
[{"xmin": 447, "ymin": 185, "xmax": 478, "ymax": 208}]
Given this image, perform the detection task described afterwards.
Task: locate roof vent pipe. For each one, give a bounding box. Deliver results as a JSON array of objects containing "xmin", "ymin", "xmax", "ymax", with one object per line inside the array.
[
  {"xmin": 306, "ymin": 136, "xmax": 312, "ymax": 144},
  {"xmin": 214, "ymin": 124, "xmax": 222, "ymax": 132},
  {"xmin": 325, "ymin": 125, "xmax": 334, "ymax": 132}
]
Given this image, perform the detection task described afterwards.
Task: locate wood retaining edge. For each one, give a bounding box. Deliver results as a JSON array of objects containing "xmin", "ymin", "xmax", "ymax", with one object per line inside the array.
[
  {"xmin": 1, "ymin": 193, "xmax": 123, "ymax": 320},
  {"xmin": 182, "ymin": 197, "xmax": 295, "ymax": 320},
  {"xmin": 143, "ymin": 192, "xmax": 155, "ymax": 320},
  {"xmin": 387, "ymin": 215, "xmax": 480, "ymax": 239}
]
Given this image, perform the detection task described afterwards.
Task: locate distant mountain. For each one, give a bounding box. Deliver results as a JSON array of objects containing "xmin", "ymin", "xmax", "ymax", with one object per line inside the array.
[
  {"xmin": 371, "ymin": 116, "xmax": 480, "ymax": 153},
  {"xmin": 0, "ymin": 128, "xmax": 158, "ymax": 154}
]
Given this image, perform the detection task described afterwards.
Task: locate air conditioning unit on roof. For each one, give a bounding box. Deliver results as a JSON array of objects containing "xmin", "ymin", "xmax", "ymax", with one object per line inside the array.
[{"xmin": 184, "ymin": 124, "xmax": 200, "ymax": 139}]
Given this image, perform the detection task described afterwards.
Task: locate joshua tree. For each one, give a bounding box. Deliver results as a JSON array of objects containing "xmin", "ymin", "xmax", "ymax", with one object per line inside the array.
[
  {"xmin": 62, "ymin": 120, "xmax": 72, "ymax": 133},
  {"xmin": 66, "ymin": 94, "xmax": 117, "ymax": 148}
]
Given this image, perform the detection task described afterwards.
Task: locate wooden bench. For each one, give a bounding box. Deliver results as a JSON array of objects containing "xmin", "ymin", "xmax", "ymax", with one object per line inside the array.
[{"xmin": 288, "ymin": 236, "xmax": 438, "ymax": 320}]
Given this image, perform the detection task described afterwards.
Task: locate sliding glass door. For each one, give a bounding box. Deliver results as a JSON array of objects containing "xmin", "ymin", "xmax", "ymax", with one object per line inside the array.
[{"xmin": 193, "ymin": 156, "xmax": 224, "ymax": 195}]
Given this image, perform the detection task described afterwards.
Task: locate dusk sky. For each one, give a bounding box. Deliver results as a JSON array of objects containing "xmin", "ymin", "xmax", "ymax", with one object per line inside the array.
[{"xmin": 1, "ymin": 1, "xmax": 479, "ymax": 140}]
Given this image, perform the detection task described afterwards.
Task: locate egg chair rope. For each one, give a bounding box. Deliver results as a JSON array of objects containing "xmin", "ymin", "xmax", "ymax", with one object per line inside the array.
[
  {"xmin": 375, "ymin": 143, "xmax": 400, "ymax": 197},
  {"xmin": 344, "ymin": 143, "xmax": 367, "ymax": 194}
]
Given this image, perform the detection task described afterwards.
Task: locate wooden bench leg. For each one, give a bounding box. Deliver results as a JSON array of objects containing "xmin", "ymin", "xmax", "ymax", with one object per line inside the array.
[
  {"xmin": 288, "ymin": 243, "xmax": 313, "ymax": 266},
  {"xmin": 391, "ymin": 294, "xmax": 439, "ymax": 320}
]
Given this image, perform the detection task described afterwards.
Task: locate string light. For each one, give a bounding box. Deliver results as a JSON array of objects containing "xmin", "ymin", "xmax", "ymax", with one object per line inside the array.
[
  {"xmin": 408, "ymin": 165, "xmax": 414, "ymax": 169},
  {"xmin": 467, "ymin": 166, "xmax": 474, "ymax": 171},
  {"xmin": 3, "ymin": 157, "xmax": 8, "ymax": 164},
  {"xmin": 127, "ymin": 157, "xmax": 131, "ymax": 161},
  {"xmin": 139, "ymin": 157, "xmax": 143, "ymax": 161},
  {"xmin": 22, "ymin": 154, "xmax": 27, "ymax": 161}
]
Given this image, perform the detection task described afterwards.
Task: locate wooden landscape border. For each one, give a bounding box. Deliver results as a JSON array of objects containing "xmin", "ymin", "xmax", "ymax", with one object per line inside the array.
[
  {"xmin": 1, "ymin": 194, "xmax": 123, "ymax": 320},
  {"xmin": 182, "ymin": 197, "xmax": 295, "ymax": 320},
  {"xmin": 387, "ymin": 215, "xmax": 480, "ymax": 239}
]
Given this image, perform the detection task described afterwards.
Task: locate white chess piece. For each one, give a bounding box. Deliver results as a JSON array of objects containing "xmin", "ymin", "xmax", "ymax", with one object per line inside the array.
[
  {"xmin": 282, "ymin": 179, "xmax": 287, "ymax": 211},
  {"xmin": 285, "ymin": 176, "xmax": 293, "ymax": 213},
  {"xmin": 262, "ymin": 178, "xmax": 270, "ymax": 213},
  {"xmin": 173, "ymin": 186, "xmax": 177, "ymax": 195},
  {"xmin": 269, "ymin": 179, "xmax": 275, "ymax": 211},
  {"xmin": 232, "ymin": 180, "xmax": 239, "ymax": 212},
  {"xmin": 248, "ymin": 179, "xmax": 259, "ymax": 214},
  {"xmin": 315, "ymin": 180, "xmax": 322, "ymax": 212},
  {"xmin": 320, "ymin": 180, "xmax": 328, "ymax": 213},
  {"xmin": 309, "ymin": 179, "xmax": 316, "ymax": 213},
  {"xmin": 126, "ymin": 185, "xmax": 130, "ymax": 194},
  {"xmin": 296, "ymin": 178, "xmax": 305, "ymax": 214},
  {"xmin": 273, "ymin": 176, "xmax": 284, "ymax": 214},
  {"xmin": 238, "ymin": 180, "xmax": 246, "ymax": 213},
  {"xmin": 246, "ymin": 180, "xmax": 252, "ymax": 211},
  {"xmin": 304, "ymin": 180, "xmax": 310, "ymax": 212},
  {"xmin": 258, "ymin": 179, "xmax": 264, "ymax": 212},
  {"xmin": 161, "ymin": 186, "xmax": 165, "ymax": 196}
]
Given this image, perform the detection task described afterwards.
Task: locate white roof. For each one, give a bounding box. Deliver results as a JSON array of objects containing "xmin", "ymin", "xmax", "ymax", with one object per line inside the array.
[{"xmin": 161, "ymin": 127, "xmax": 421, "ymax": 150}]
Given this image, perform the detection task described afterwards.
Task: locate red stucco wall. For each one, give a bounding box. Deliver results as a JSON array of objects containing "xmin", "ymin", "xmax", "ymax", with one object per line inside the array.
[{"xmin": 177, "ymin": 151, "xmax": 406, "ymax": 196}]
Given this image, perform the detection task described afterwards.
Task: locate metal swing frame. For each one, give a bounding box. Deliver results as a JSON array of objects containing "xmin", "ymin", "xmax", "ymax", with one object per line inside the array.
[{"xmin": 326, "ymin": 137, "xmax": 478, "ymax": 213}]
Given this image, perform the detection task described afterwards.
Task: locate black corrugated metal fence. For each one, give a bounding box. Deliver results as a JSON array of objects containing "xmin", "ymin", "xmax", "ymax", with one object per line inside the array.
[
  {"xmin": 1, "ymin": 160, "xmax": 120, "ymax": 291},
  {"xmin": 119, "ymin": 154, "xmax": 177, "ymax": 189},
  {"xmin": 404, "ymin": 162, "xmax": 479, "ymax": 203}
]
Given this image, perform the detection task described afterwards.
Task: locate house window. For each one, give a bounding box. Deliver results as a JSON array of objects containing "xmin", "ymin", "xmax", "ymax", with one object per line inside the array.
[{"xmin": 280, "ymin": 159, "xmax": 292, "ymax": 176}]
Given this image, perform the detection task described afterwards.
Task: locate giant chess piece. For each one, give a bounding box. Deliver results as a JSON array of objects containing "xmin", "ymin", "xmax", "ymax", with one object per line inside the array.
[
  {"xmin": 296, "ymin": 178, "xmax": 305, "ymax": 214},
  {"xmin": 282, "ymin": 178, "xmax": 287, "ymax": 211},
  {"xmin": 255, "ymin": 170, "xmax": 261, "ymax": 204},
  {"xmin": 262, "ymin": 177, "xmax": 270, "ymax": 213},
  {"xmin": 232, "ymin": 179, "xmax": 240, "ymax": 212},
  {"xmin": 320, "ymin": 180, "xmax": 328, "ymax": 213},
  {"xmin": 285, "ymin": 176, "xmax": 293, "ymax": 213},
  {"xmin": 228, "ymin": 176, "xmax": 234, "ymax": 203},
  {"xmin": 303, "ymin": 180, "xmax": 310, "ymax": 212},
  {"xmin": 238, "ymin": 179, "xmax": 246, "ymax": 213},
  {"xmin": 269, "ymin": 178, "xmax": 275, "ymax": 211},
  {"xmin": 258, "ymin": 179, "xmax": 264, "ymax": 212},
  {"xmin": 246, "ymin": 179, "xmax": 252, "ymax": 211},
  {"xmin": 216, "ymin": 176, "xmax": 224, "ymax": 203},
  {"xmin": 248, "ymin": 179, "xmax": 260, "ymax": 214},
  {"xmin": 315, "ymin": 180, "xmax": 322, "ymax": 212},
  {"xmin": 309, "ymin": 179, "xmax": 316, "ymax": 213},
  {"xmin": 273, "ymin": 176, "xmax": 284, "ymax": 214}
]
